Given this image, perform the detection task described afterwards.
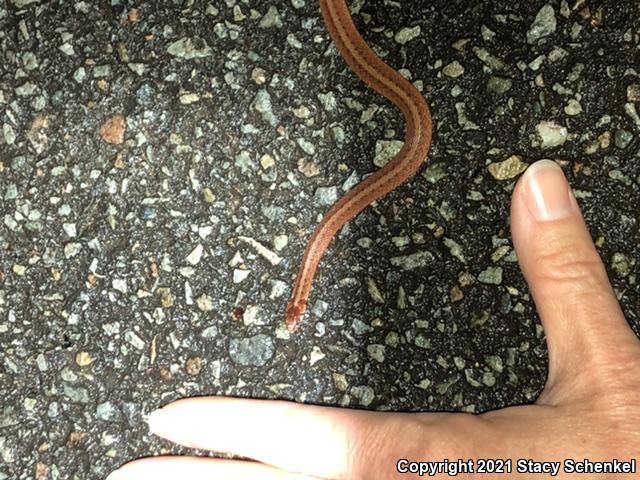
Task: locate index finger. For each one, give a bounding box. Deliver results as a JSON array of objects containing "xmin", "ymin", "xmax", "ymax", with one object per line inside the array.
[
  {"xmin": 146, "ymin": 396, "xmax": 364, "ymax": 478},
  {"xmin": 143, "ymin": 396, "xmax": 471, "ymax": 479}
]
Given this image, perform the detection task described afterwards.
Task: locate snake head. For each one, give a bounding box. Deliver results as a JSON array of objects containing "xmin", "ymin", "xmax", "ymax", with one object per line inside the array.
[{"xmin": 285, "ymin": 301, "xmax": 307, "ymax": 332}]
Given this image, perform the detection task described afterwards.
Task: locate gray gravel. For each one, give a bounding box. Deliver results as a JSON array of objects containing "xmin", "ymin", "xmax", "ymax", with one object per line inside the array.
[{"xmin": 1, "ymin": 1, "xmax": 639, "ymax": 479}]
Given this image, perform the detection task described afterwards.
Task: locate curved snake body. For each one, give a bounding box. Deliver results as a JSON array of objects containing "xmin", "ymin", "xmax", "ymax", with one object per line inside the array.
[{"xmin": 286, "ymin": 0, "xmax": 433, "ymax": 331}]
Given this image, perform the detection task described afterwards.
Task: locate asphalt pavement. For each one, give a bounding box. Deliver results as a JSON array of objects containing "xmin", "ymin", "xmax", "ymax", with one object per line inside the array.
[{"xmin": 0, "ymin": 1, "xmax": 638, "ymax": 478}]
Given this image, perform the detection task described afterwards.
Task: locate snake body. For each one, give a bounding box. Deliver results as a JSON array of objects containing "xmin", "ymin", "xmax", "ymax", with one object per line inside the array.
[{"xmin": 286, "ymin": 0, "xmax": 433, "ymax": 331}]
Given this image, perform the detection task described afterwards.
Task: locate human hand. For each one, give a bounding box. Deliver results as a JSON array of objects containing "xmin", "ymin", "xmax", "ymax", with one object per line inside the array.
[{"xmin": 107, "ymin": 160, "xmax": 640, "ymax": 479}]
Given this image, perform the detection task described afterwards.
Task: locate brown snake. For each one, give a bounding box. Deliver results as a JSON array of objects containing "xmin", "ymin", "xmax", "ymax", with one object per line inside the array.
[{"xmin": 286, "ymin": 0, "xmax": 433, "ymax": 331}]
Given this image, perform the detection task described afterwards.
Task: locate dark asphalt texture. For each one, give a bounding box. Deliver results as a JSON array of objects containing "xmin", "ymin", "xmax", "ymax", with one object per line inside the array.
[{"xmin": 1, "ymin": 0, "xmax": 639, "ymax": 478}]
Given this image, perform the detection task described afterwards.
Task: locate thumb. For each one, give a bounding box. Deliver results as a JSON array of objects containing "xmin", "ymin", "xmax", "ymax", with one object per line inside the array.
[{"xmin": 510, "ymin": 159, "xmax": 638, "ymax": 404}]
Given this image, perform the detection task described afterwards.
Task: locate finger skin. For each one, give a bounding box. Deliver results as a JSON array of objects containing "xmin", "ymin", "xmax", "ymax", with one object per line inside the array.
[
  {"xmin": 145, "ymin": 396, "xmax": 367, "ymax": 478},
  {"xmin": 510, "ymin": 160, "xmax": 639, "ymax": 402},
  {"xmin": 145, "ymin": 396, "xmax": 483, "ymax": 480},
  {"xmin": 116, "ymin": 395, "xmax": 640, "ymax": 480},
  {"xmin": 107, "ymin": 456, "xmax": 326, "ymax": 480}
]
